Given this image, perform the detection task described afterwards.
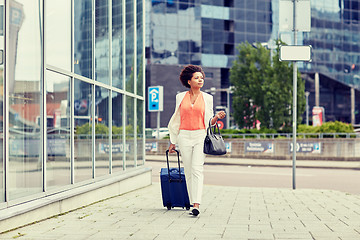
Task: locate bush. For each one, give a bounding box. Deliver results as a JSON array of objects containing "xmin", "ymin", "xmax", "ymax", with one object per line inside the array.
[
  {"xmin": 319, "ymin": 121, "xmax": 354, "ymax": 133},
  {"xmin": 297, "ymin": 121, "xmax": 354, "ymax": 133},
  {"xmin": 220, "ymin": 127, "xmax": 277, "ymax": 138}
]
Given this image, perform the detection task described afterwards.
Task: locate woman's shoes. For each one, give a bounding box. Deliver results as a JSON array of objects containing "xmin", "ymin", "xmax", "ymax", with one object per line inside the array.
[{"xmin": 191, "ymin": 208, "xmax": 200, "ymax": 216}]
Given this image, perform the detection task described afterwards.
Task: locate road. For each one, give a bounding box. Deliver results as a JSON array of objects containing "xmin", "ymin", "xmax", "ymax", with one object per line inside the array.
[{"xmin": 146, "ymin": 160, "xmax": 360, "ymax": 195}]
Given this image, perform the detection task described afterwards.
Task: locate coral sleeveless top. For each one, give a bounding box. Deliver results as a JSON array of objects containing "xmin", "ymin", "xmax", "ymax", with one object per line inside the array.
[{"xmin": 179, "ymin": 92, "xmax": 205, "ymax": 130}]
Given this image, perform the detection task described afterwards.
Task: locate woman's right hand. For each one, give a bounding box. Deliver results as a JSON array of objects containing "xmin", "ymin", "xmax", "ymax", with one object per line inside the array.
[{"xmin": 168, "ymin": 143, "xmax": 176, "ymax": 153}]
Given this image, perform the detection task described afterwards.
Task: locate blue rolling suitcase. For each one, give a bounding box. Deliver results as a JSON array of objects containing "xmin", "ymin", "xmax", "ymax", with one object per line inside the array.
[{"xmin": 160, "ymin": 150, "xmax": 191, "ymax": 210}]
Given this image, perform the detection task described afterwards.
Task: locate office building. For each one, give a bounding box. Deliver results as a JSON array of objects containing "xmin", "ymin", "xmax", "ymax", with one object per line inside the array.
[
  {"xmin": 0, "ymin": 0, "xmax": 147, "ymax": 226},
  {"xmin": 146, "ymin": 0, "xmax": 360, "ymax": 127}
]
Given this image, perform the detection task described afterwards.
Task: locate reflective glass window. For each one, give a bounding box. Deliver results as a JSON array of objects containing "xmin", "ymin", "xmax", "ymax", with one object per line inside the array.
[
  {"xmin": 202, "ymin": 30, "xmax": 213, "ymax": 42},
  {"xmin": 125, "ymin": 96, "xmax": 135, "ymax": 168},
  {"xmin": 166, "ymin": 1, "xmax": 177, "ymax": 13},
  {"xmin": 213, "ymin": 19, "xmax": 223, "ymax": 29},
  {"xmin": 136, "ymin": 99, "xmax": 144, "ymax": 166},
  {"xmin": 246, "ymin": 23, "xmax": 256, "ymax": 33},
  {"xmin": 202, "ymin": 42, "xmax": 213, "ymax": 53},
  {"xmin": 178, "ymin": 41, "xmax": 189, "ymax": 52},
  {"xmin": 95, "ymin": 0, "xmax": 109, "ymax": 85},
  {"xmin": 213, "ymin": 31, "xmax": 224, "ymax": 42},
  {"xmin": 125, "ymin": 0, "xmax": 134, "ymax": 93},
  {"xmin": 213, "ymin": 43, "xmax": 224, "ymax": 54},
  {"xmin": 257, "ymin": 23, "xmax": 267, "ymax": 34},
  {"xmin": 46, "ymin": 71, "xmax": 71, "ymax": 188},
  {"xmin": 201, "ymin": 18, "xmax": 212, "ymax": 30},
  {"xmin": 45, "ymin": 0, "xmax": 71, "ymax": 71},
  {"xmin": 112, "ymin": 0, "xmax": 123, "ymax": 89},
  {"xmin": 74, "ymin": 0, "xmax": 93, "ymax": 79},
  {"xmin": 74, "ymin": 79, "xmax": 92, "ymax": 182},
  {"xmin": 8, "ymin": 0, "xmax": 42, "ymax": 200},
  {"xmin": 256, "ymin": 11, "xmax": 267, "ymax": 22},
  {"xmin": 95, "ymin": 86, "xmax": 110, "ymax": 177},
  {"xmin": 136, "ymin": 0, "xmax": 143, "ymax": 96},
  {"xmin": 191, "ymin": 53, "xmax": 201, "ymax": 65},
  {"xmin": 235, "ymin": 21, "xmax": 245, "ymax": 32},
  {"xmin": 245, "ymin": 11, "xmax": 256, "ymax": 21},
  {"xmin": 179, "ymin": 53, "xmax": 190, "ymax": 64},
  {"xmin": 246, "ymin": 1, "xmax": 256, "ymax": 10},
  {"xmin": 235, "ymin": 9, "xmax": 246, "ymax": 21},
  {"xmin": 112, "ymin": 92, "xmax": 123, "ymax": 172}
]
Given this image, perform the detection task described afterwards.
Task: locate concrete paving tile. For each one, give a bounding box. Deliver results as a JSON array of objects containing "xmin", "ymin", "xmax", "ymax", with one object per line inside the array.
[
  {"xmin": 223, "ymin": 231, "xmax": 274, "ymax": 239},
  {"xmin": 325, "ymin": 224, "xmax": 355, "ymax": 233},
  {"xmin": 249, "ymin": 224, "xmax": 273, "ymax": 232},
  {"xmin": 222, "ymin": 225, "xmax": 249, "ymax": 232},
  {"xmin": 127, "ymin": 232, "xmax": 159, "ymax": 239},
  {"xmin": 295, "ymin": 225, "xmax": 331, "ymax": 232},
  {"xmin": 273, "ymin": 232, "xmax": 313, "ymax": 239},
  {"xmin": 87, "ymin": 231, "xmax": 134, "ymax": 240},
  {"xmin": 276, "ymin": 239, "xmax": 310, "ymax": 240},
  {"xmin": 2, "ymin": 183, "xmax": 360, "ymax": 240},
  {"xmin": 57, "ymin": 233, "xmax": 96, "ymax": 240},
  {"xmin": 192, "ymin": 233, "xmax": 225, "ymax": 239},
  {"xmin": 154, "ymin": 234, "xmax": 195, "ymax": 240},
  {"xmin": 310, "ymin": 232, "xmax": 348, "ymax": 239}
]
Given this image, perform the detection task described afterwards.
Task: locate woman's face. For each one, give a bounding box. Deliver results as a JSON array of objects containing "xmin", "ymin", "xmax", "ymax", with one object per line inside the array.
[{"xmin": 188, "ymin": 72, "xmax": 204, "ymax": 89}]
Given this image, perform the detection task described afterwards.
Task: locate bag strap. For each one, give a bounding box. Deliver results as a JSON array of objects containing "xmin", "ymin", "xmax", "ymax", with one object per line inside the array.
[{"xmin": 208, "ymin": 118, "xmax": 221, "ymax": 135}]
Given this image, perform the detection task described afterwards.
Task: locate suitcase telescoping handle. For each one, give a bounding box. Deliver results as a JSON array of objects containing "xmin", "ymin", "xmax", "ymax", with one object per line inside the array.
[{"xmin": 165, "ymin": 149, "xmax": 182, "ymax": 182}]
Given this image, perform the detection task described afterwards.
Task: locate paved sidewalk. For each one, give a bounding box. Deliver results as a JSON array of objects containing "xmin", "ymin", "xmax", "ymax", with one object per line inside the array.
[
  {"xmin": 0, "ymin": 183, "xmax": 359, "ymax": 240},
  {"xmin": 146, "ymin": 155, "xmax": 360, "ymax": 170}
]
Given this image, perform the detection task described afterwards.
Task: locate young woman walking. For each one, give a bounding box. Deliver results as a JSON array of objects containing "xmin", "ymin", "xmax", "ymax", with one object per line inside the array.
[{"xmin": 167, "ymin": 65, "xmax": 226, "ymax": 216}]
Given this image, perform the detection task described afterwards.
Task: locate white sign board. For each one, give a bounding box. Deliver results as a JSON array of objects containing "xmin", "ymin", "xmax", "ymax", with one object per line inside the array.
[
  {"xmin": 279, "ymin": 0, "xmax": 311, "ymax": 32},
  {"xmin": 280, "ymin": 45, "xmax": 312, "ymax": 62}
]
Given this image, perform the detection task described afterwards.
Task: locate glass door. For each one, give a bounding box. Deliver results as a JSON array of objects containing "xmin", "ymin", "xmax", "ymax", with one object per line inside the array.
[{"xmin": 7, "ymin": 0, "xmax": 42, "ymax": 200}]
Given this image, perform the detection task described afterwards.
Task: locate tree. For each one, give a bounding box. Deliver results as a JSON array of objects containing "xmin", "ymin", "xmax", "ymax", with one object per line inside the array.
[{"xmin": 230, "ymin": 40, "xmax": 305, "ymax": 130}]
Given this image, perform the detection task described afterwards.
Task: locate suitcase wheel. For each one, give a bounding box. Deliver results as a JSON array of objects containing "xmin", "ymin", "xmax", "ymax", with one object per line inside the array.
[
  {"xmin": 186, "ymin": 207, "xmax": 190, "ymax": 210},
  {"xmin": 166, "ymin": 204, "xmax": 171, "ymax": 210}
]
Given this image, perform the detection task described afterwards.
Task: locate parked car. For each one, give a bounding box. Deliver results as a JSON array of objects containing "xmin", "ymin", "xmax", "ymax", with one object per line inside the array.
[{"xmin": 152, "ymin": 128, "xmax": 169, "ymax": 139}]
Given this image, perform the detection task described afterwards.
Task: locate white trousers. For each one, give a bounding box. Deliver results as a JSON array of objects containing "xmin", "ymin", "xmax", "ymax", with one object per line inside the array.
[{"xmin": 177, "ymin": 129, "xmax": 206, "ymax": 205}]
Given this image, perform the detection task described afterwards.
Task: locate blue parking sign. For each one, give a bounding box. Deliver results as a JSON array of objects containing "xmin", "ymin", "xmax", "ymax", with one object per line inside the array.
[{"xmin": 148, "ymin": 86, "xmax": 163, "ymax": 112}]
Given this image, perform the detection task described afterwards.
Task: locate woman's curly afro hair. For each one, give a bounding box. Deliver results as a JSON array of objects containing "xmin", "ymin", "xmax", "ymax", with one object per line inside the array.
[{"xmin": 179, "ymin": 65, "xmax": 205, "ymax": 88}]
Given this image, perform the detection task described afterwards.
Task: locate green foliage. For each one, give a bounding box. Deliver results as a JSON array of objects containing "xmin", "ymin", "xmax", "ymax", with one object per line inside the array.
[
  {"xmin": 76, "ymin": 123, "xmax": 109, "ymax": 138},
  {"xmin": 230, "ymin": 40, "xmax": 306, "ymax": 130},
  {"xmin": 76, "ymin": 123, "xmax": 137, "ymax": 139},
  {"xmin": 112, "ymin": 125, "xmax": 122, "ymax": 135},
  {"xmin": 95, "ymin": 124, "xmax": 109, "ymax": 135},
  {"xmin": 297, "ymin": 124, "xmax": 318, "ymax": 133},
  {"xmin": 76, "ymin": 123, "xmax": 92, "ymax": 135},
  {"xmin": 220, "ymin": 128, "xmax": 277, "ymax": 135},
  {"xmin": 298, "ymin": 121, "xmax": 354, "ymax": 133},
  {"xmin": 319, "ymin": 121, "xmax": 354, "ymax": 133}
]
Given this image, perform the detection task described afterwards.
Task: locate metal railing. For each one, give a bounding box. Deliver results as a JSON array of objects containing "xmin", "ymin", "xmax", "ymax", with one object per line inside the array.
[{"xmin": 221, "ymin": 133, "xmax": 360, "ymax": 139}]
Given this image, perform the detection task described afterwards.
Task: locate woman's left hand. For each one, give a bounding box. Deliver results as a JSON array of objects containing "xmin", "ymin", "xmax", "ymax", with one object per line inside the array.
[
  {"xmin": 211, "ymin": 111, "xmax": 226, "ymax": 125},
  {"xmin": 216, "ymin": 111, "xmax": 226, "ymax": 119}
]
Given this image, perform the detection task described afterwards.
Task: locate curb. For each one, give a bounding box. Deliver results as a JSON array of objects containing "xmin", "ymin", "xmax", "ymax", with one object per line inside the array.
[{"xmin": 145, "ymin": 157, "xmax": 360, "ymax": 170}]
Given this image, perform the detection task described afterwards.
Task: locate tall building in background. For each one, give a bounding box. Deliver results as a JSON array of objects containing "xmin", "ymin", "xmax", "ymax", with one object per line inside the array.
[{"xmin": 146, "ymin": 0, "xmax": 360, "ymax": 128}]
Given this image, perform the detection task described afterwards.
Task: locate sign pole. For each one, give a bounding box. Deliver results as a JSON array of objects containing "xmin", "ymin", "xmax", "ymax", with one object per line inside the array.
[
  {"xmin": 292, "ymin": 0, "xmax": 297, "ymax": 190},
  {"xmin": 157, "ymin": 111, "xmax": 160, "ymax": 139},
  {"xmin": 279, "ymin": 0, "xmax": 311, "ymax": 190}
]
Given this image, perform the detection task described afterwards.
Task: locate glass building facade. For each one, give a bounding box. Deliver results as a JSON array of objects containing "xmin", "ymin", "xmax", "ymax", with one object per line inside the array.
[
  {"xmin": 0, "ymin": 0, "xmax": 145, "ymax": 205},
  {"xmin": 305, "ymin": 0, "xmax": 360, "ymax": 87},
  {"xmin": 146, "ymin": 0, "xmax": 360, "ymax": 126}
]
